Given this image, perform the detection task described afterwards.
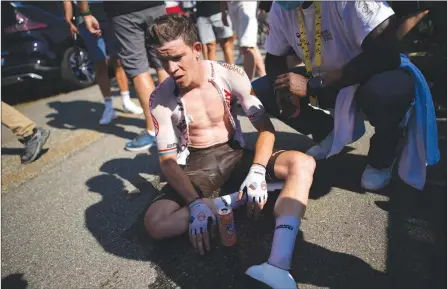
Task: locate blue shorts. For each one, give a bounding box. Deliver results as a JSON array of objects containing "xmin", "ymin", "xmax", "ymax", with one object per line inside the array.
[{"xmin": 79, "ymin": 21, "xmax": 118, "ymax": 62}]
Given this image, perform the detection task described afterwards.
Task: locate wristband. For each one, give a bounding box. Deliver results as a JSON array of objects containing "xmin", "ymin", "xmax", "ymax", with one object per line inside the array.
[
  {"xmin": 80, "ymin": 10, "xmax": 92, "ymax": 17},
  {"xmin": 187, "ymin": 196, "xmax": 202, "ymax": 206},
  {"xmin": 252, "ymin": 163, "xmax": 266, "ymax": 169}
]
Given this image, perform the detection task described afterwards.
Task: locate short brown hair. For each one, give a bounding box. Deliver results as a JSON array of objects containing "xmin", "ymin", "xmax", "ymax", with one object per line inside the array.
[{"xmin": 147, "ymin": 13, "xmax": 199, "ymax": 47}]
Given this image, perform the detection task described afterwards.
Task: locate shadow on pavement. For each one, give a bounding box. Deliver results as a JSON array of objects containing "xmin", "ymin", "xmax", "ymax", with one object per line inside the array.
[
  {"xmin": 83, "ymin": 122, "xmax": 446, "ymax": 288},
  {"xmin": 382, "ymin": 119, "xmax": 446, "ymax": 289},
  {"xmin": 1, "ymin": 80, "xmax": 76, "ymax": 106},
  {"xmin": 45, "ymin": 100, "xmax": 145, "ymax": 140},
  {"xmin": 0, "ymin": 148, "xmax": 24, "ymax": 156},
  {"xmin": 144, "ymin": 196, "xmax": 388, "ymax": 289},
  {"xmin": 1, "ymin": 273, "xmax": 28, "ymax": 289},
  {"xmin": 84, "ymin": 151, "xmax": 160, "ymax": 261},
  {"xmin": 0, "ymin": 148, "xmax": 49, "ymax": 159}
]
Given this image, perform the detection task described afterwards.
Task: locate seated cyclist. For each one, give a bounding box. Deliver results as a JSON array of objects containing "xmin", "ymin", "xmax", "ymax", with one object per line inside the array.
[{"xmin": 144, "ymin": 14, "xmax": 316, "ymax": 289}]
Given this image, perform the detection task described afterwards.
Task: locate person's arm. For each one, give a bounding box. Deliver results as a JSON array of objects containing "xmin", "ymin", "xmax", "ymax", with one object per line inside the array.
[
  {"xmin": 63, "ymin": 1, "xmax": 78, "ymax": 37},
  {"xmin": 323, "ymin": 2, "xmax": 400, "ymax": 90},
  {"xmin": 264, "ymin": 3, "xmax": 292, "ymax": 80},
  {"xmin": 265, "ymin": 53, "xmax": 288, "ymax": 88},
  {"xmin": 150, "ymin": 90, "xmax": 201, "ymax": 204},
  {"xmin": 77, "ymin": 0, "xmax": 89, "ymax": 14},
  {"xmin": 396, "ymin": 9, "xmax": 429, "ymax": 40},
  {"xmin": 78, "ymin": 0, "xmax": 101, "ymax": 36},
  {"xmin": 63, "ymin": 1, "xmax": 73, "ymax": 22},
  {"xmin": 223, "ymin": 63, "xmax": 275, "ymax": 166}
]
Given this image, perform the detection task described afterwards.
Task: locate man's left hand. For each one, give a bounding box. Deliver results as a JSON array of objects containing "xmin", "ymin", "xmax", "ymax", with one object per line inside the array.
[
  {"xmin": 239, "ymin": 164, "xmax": 268, "ymax": 218},
  {"xmin": 83, "ymin": 15, "xmax": 101, "ymax": 37}
]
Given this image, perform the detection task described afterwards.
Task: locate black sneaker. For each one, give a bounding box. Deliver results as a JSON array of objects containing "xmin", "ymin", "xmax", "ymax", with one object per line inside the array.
[{"xmin": 20, "ymin": 127, "xmax": 50, "ymax": 164}]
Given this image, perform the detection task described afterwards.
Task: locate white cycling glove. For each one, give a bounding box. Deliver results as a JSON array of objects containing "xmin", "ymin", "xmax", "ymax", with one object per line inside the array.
[
  {"xmin": 189, "ymin": 199, "xmax": 215, "ymax": 235},
  {"xmin": 239, "ymin": 164, "xmax": 268, "ymax": 204}
]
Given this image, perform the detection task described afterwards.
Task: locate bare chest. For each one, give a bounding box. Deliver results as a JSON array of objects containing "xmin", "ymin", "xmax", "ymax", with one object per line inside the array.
[{"xmin": 182, "ymin": 83, "xmax": 229, "ymax": 129}]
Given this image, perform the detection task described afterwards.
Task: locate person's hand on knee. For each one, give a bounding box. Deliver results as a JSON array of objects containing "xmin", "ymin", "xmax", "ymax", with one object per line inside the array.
[
  {"xmin": 239, "ymin": 164, "xmax": 268, "ymax": 219},
  {"xmin": 188, "ymin": 198, "xmax": 216, "ymax": 255}
]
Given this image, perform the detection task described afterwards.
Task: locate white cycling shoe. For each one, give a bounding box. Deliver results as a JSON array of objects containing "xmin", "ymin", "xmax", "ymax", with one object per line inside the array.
[{"xmin": 246, "ymin": 262, "xmax": 298, "ymax": 289}]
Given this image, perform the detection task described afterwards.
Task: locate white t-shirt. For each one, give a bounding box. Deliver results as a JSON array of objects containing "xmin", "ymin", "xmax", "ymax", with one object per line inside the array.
[{"xmin": 265, "ymin": 1, "xmax": 395, "ymax": 72}]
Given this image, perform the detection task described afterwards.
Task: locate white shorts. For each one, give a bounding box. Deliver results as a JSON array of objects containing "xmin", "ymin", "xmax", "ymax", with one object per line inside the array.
[{"xmin": 228, "ymin": 1, "xmax": 258, "ymax": 48}]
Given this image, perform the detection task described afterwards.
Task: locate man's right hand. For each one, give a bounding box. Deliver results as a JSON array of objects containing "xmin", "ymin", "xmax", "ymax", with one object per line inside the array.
[
  {"xmin": 83, "ymin": 15, "xmax": 101, "ymax": 37},
  {"xmin": 188, "ymin": 199, "xmax": 216, "ymax": 255},
  {"xmin": 67, "ymin": 22, "xmax": 79, "ymax": 38}
]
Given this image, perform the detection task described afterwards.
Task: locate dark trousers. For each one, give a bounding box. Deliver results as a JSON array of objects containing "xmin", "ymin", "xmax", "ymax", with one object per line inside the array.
[{"xmin": 253, "ymin": 67, "xmax": 415, "ymax": 169}]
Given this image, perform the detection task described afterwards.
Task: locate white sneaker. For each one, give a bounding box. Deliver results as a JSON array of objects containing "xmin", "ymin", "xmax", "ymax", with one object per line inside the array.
[
  {"xmin": 306, "ymin": 130, "xmax": 334, "ymax": 160},
  {"xmin": 99, "ymin": 106, "xmax": 117, "ymax": 125},
  {"xmin": 361, "ymin": 164, "xmax": 394, "ymax": 191},
  {"xmin": 246, "ymin": 262, "xmax": 298, "ymax": 289},
  {"xmin": 122, "ymin": 100, "xmax": 143, "ymax": 115}
]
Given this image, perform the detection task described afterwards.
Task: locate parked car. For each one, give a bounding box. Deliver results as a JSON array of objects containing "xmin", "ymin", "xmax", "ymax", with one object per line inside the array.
[{"xmin": 1, "ymin": 1, "xmax": 95, "ymax": 88}]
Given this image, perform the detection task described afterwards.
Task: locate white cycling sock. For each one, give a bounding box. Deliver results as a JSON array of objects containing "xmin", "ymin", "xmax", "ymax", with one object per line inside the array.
[
  {"xmin": 268, "ymin": 215, "xmax": 300, "ymax": 270},
  {"xmin": 213, "ymin": 191, "xmax": 245, "ymax": 210},
  {"xmin": 146, "ymin": 129, "xmax": 155, "ymax": 136}
]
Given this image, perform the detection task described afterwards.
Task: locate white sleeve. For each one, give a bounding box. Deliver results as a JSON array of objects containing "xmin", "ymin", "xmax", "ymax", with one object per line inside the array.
[
  {"xmin": 149, "ymin": 83, "xmax": 178, "ymax": 156},
  {"xmin": 217, "ymin": 62, "xmax": 266, "ymax": 124},
  {"xmin": 264, "ymin": 2, "xmax": 292, "ymax": 56},
  {"xmin": 338, "ymin": 1, "xmax": 395, "ymax": 47}
]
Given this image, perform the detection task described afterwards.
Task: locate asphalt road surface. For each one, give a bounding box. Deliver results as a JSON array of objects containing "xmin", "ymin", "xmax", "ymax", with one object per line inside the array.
[{"xmin": 2, "ymin": 47, "xmax": 446, "ymax": 289}]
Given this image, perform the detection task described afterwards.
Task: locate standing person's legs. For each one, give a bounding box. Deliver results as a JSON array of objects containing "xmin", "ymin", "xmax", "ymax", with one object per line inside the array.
[
  {"xmin": 147, "ymin": 45, "xmax": 169, "ymax": 84},
  {"xmin": 79, "ymin": 23, "xmax": 116, "ymax": 125},
  {"xmin": 2, "ymin": 102, "xmax": 35, "ymax": 140},
  {"xmin": 2, "ymin": 102, "xmax": 50, "ymax": 164},
  {"xmin": 356, "ymin": 69, "xmax": 415, "ymax": 190},
  {"xmin": 112, "ymin": 5, "xmax": 166, "ymax": 151},
  {"xmin": 231, "ymin": 2, "xmax": 265, "ymax": 80},
  {"xmin": 211, "ymin": 12, "xmax": 235, "ymax": 64},
  {"xmin": 102, "ymin": 21, "xmax": 144, "ymax": 115},
  {"xmin": 197, "ymin": 16, "xmax": 217, "ymax": 61},
  {"xmin": 219, "ymin": 36, "xmax": 235, "ymax": 64}
]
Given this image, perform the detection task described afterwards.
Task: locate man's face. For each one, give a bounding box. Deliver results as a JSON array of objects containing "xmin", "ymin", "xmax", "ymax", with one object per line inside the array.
[{"xmin": 156, "ymin": 38, "xmax": 202, "ymax": 89}]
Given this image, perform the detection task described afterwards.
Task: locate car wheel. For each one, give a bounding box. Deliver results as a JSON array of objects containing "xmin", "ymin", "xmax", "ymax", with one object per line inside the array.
[{"xmin": 61, "ymin": 46, "xmax": 95, "ymax": 89}]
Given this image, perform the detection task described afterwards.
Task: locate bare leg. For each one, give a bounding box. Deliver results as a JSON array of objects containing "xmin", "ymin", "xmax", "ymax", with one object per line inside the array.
[
  {"xmin": 272, "ymin": 151, "xmax": 315, "ymax": 218},
  {"xmin": 219, "ymin": 37, "xmax": 235, "ymax": 64},
  {"xmin": 156, "ymin": 68, "xmax": 169, "ymax": 84},
  {"xmin": 246, "ymin": 151, "xmax": 315, "ymax": 287},
  {"xmin": 112, "ymin": 57, "xmax": 129, "ymax": 93},
  {"xmin": 241, "ymin": 47, "xmax": 256, "ymax": 80},
  {"xmin": 202, "ymin": 43, "xmax": 209, "ymax": 60},
  {"xmin": 95, "ymin": 60, "xmax": 112, "ymax": 98},
  {"xmin": 253, "ymin": 47, "xmax": 266, "ymax": 78},
  {"xmin": 144, "ymin": 198, "xmax": 218, "ymax": 239},
  {"xmin": 206, "ymin": 42, "xmax": 217, "ymax": 61},
  {"xmin": 133, "ymin": 72, "xmax": 155, "ymax": 131}
]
